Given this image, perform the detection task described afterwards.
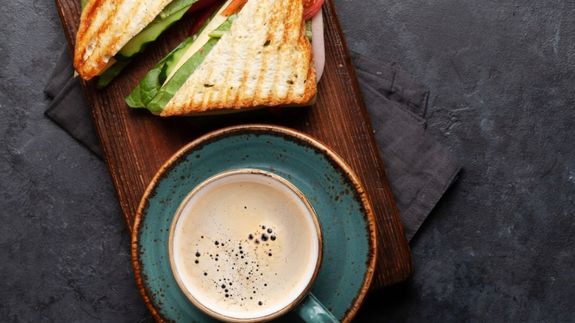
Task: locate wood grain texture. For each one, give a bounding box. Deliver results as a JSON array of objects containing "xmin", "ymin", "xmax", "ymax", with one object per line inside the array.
[{"xmin": 54, "ymin": 0, "xmax": 412, "ymax": 288}]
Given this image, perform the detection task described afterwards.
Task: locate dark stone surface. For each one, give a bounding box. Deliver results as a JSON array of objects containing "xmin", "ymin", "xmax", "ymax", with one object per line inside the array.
[{"xmin": 1, "ymin": 0, "xmax": 573, "ymax": 321}]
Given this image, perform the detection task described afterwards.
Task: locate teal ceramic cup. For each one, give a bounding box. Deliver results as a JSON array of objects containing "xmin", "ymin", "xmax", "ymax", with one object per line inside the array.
[{"xmin": 168, "ymin": 169, "xmax": 339, "ymax": 322}]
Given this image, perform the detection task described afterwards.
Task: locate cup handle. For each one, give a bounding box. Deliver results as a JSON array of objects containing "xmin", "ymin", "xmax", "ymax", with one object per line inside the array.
[{"xmin": 296, "ymin": 293, "xmax": 339, "ymax": 323}]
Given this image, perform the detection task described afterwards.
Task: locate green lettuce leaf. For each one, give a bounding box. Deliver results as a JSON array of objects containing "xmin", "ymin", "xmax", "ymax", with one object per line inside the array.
[{"xmin": 125, "ymin": 37, "xmax": 195, "ymax": 109}]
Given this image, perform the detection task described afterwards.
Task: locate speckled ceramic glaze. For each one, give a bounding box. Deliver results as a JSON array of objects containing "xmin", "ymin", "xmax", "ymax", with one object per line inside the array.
[{"xmin": 132, "ymin": 125, "xmax": 377, "ymax": 322}]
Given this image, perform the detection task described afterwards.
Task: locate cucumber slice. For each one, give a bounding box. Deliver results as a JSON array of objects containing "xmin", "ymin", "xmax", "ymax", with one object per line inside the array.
[
  {"xmin": 305, "ymin": 20, "xmax": 312, "ymax": 41},
  {"xmin": 147, "ymin": 38, "xmax": 219, "ymax": 114},
  {"xmin": 119, "ymin": 5, "xmax": 191, "ymax": 58},
  {"xmin": 208, "ymin": 30, "xmax": 226, "ymax": 39},
  {"xmin": 208, "ymin": 14, "xmax": 235, "ymax": 38}
]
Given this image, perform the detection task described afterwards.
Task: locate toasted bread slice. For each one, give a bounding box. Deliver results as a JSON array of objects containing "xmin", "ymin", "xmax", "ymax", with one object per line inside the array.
[
  {"xmin": 74, "ymin": 0, "xmax": 174, "ymax": 80},
  {"xmin": 160, "ymin": 0, "xmax": 316, "ymax": 116}
]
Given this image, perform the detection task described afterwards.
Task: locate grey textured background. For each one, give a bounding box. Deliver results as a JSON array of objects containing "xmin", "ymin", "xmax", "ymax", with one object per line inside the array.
[{"xmin": 1, "ymin": 0, "xmax": 574, "ymax": 321}]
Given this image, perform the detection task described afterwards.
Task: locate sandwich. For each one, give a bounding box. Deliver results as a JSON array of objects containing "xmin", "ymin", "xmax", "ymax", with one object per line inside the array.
[
  {"xmin": 125, "ymin": 0, "xmax": 324, "ymax": 116},
  {"xmin": 74, "ymin": 0, "xmax": 220, "ymax": 86}
]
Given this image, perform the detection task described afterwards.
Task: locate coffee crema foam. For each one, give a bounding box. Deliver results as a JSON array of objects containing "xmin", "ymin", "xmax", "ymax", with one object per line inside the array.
[{"xmin": 171, "ymin": 172, "xmax": 320, "ymax": 320}]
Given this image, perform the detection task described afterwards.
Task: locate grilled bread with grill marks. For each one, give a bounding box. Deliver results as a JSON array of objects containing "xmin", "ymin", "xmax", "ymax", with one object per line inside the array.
[
  {"xmin": 74, "ymin": 0, "xmax": 174, "ymax": 80},
  {"xmin": 160, "ymin": 0, "xmax": 316, "ymax": 116}
]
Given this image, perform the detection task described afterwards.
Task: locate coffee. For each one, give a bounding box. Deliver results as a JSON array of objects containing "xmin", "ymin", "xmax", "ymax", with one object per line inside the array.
[{"xmin": 170, "ymin": 170, "xmax": 321, "ymax": 320}]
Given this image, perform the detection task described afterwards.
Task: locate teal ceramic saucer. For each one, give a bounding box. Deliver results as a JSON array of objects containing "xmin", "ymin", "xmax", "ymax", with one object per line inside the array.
[{"xmin": 132, "ymin": 125, "xmax": 377, "ymax": 322}]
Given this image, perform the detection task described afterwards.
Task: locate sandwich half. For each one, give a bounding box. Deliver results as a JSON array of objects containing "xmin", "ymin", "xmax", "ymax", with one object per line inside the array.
[
  {"xmin": 74, "ymin": 0, "xmax": 214, "ymax": 83},
  {"xmin": 126, "ymin": 0, "xmax": 317, "ymax": 116}
]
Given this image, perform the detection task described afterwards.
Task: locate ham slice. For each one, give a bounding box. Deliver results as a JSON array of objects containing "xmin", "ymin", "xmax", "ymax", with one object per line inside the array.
[{"xmin": 311, "ymin": 10, "xmax": 325, "ymax": 82}]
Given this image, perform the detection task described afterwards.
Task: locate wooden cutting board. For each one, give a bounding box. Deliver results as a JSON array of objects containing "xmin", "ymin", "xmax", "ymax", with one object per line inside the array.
[{"xmin": 54, "ymin": 0, "xmax": 412, "ymax": 289}]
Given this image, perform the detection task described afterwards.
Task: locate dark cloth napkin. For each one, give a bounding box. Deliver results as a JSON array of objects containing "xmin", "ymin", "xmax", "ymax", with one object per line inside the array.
[
  {"xmin": 45, "ymin": 51, "xmax": 103, "ymax": 157},
  {"xmin": 44, "ymin": 49, "xmax": 460, "ymax": 241},
  {"xmin": 351, "ymin": 52, "xmax": 461, "ymax": 240}
]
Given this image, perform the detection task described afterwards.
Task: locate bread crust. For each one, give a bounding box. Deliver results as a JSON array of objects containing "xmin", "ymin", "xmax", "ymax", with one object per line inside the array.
[
  {"xmin": 74, "ymin": 0, "xmax": 173, "ymax": 80},
  {"xmin": 160, "ymin": 0, "xmax": 316, "ymax": 116}
]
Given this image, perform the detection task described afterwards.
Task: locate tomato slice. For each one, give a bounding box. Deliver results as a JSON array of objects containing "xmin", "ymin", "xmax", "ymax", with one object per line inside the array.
[
  {"xmin": 222, "ymin": 0, "xmax": 247, "ymax": 16},
  {"xmin": 303, "ymin": 0, "xmax": 324, "ymax": 20}
]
